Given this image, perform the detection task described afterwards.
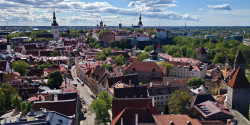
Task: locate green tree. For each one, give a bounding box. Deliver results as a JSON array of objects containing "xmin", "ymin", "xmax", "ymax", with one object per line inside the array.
[
  {"xmin": 119, "ymin": 38, "xmax": 127, "ymax": 50},
  {"xmin": 51, "ymin": 51, "xmax": 59, "ymax": 57},
  {"xmin": 102, "ymin": 64, "xmax": 113, "ymax": 72},
  {"xmin": 1, "ymin": 83, "xmax": 17, "ymax": 110},
  {"xmin": 47, "ymin": 71, "xmax": 63, "ymax": 89},
  {"xmin": 103, "ymin": 48, "xmax": 112, "ymax": 56},
  {"xmin": 110, "ymin": 40, "xmax": 116, "ymax": 48},
  {"xmin": 163, "ymin": 62, "xmax": 174, "ymax": 77},
  {"xmin": 168, "ymin": 90, "xmax": 191, "ymax": 114},
  {"xmin": 148, "ymin": 28, "xmax": 157, "ymax": 37},
  {"xmin": 96, "ymin": 54, "xmax": 107, "ymax": 61},
  {"xmin": 213, "ymin": 52, "xmax": 227, "ymax": 64},
  {"xmin": 136, "ymin": 52, "xmax": 149, "ymax": 61},
  {"xmin": 187, "ymin": 78, "xmax": 205, "ymax": 87},
  {"xmin": 136, "ymin": 28, "xmax": 143, "ymax": 33},
  {"xmin": 144, "ymin": 45, "xmax": 153, "ymax": 52},
  {"xmin": 13, "ymin": 60, "xmax": 29, "ymax": 76},
  {"xmin": 115, "ymin": 55, "xmax": 125, "ymax": 66},
  {"xmin": 11, "ymin": 95, "xmax": 22, "ymax": 110},
  {"xmin": 173, "ymin": 53, "xmax": 182, "ymax": 57},
  {"xmin": 88, "ymin": 91, "xmax": 112, "ymax": 125}
]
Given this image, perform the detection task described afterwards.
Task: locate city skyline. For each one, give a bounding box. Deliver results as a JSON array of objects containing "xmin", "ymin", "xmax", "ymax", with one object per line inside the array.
[{"xmin": 0, "ymin": 0, "xmax": 250, "ymax": 26}]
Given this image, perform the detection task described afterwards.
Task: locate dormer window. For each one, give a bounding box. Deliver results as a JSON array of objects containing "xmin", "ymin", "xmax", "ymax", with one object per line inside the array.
[
  {"xmin": 132, "ymin": 67, "xmax": 136, "ymax": 71},
  {"xmin": 152, "ymin": 68, "xmax": 155, "ymax": 72}
]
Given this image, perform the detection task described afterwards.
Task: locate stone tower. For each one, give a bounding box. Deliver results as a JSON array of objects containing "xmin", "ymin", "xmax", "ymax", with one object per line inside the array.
[
  {"xmin": 234, "ymin": 50, "xmax": 246, "ymax": 74},
  {"xmin": 51, "ymin": 10, "xmax": 59, "ymax": 40},
  {"xmin": 196, "ymin": 46, "xmax": 207, "ymax": 62},
  {"xmin": 225, "ymin": 67, "xmax": 250, "ymax": 118}
]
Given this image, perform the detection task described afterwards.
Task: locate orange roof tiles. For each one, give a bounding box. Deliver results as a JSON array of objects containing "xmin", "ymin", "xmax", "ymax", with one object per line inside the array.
[
  {"xmin": 153, "ymin": 115, "xmax": 201, "ymax": 125},
  {"xmin": 227, "ymin": 67, "xmax": 250, "ymax": 88}
]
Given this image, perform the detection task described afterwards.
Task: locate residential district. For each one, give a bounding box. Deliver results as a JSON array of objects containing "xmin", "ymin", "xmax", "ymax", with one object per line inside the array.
[{"xmin": 0, "ymin": 11, "xmax": 250, "ymax": 125}]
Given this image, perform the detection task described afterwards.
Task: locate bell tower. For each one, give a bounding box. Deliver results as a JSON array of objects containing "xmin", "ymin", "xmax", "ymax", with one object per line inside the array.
[{"xmin": 51, "ymin": 10, "xmax": 59, "ymax": 40}]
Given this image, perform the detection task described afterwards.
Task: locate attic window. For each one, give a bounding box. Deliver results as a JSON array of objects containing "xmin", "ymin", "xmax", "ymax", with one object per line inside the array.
[
  {"xmin": 132, "ymin": 67, "xmax": 136, "ymax": 71},
  {"xmin": 152, "ymin": 68, "xmax": 155, "ymax": 72}
]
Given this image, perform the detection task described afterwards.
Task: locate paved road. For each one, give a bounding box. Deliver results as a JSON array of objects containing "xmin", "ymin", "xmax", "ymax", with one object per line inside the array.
[{"xmin": 70, "ymin": 65, "xmax": 95, "ymax": 125}]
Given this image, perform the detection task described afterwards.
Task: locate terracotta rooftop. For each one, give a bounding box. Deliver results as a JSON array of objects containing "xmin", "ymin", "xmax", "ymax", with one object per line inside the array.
[
  {"xmin": 227, "ymin": 67, "xmax": 250, "ymax": 88},
  {"xmin": 125, "ymin": 61, "xmax": 163, "ymax": 73},
  {"xmin": 234, "ymin": 50, "xmax": 246, "ymax": 64},
  {"xmin": 194, "ymin": 100, "xmax": 234, "ymax": 120},
  {"xmin": 112, "ymin": 98, "xmax": 159, "ymax": 119},
  {"xmin": 153, "ymin": 114, "xmax": 202, "ymax": 125},
  {"xmin": 111, "ymin": 108, "xmax": 155, "ymax": 125}
]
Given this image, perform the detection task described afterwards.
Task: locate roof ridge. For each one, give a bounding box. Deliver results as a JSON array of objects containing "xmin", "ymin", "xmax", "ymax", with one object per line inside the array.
[{"xmin": 227, "ymin": 67, "xmax": 250, "ymax": 88}]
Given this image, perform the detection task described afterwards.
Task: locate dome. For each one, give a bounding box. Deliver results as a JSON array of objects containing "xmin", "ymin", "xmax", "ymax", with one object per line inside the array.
[{"xmin": 150, "ymin": 50, "xmax": 158, "ymax": 56}]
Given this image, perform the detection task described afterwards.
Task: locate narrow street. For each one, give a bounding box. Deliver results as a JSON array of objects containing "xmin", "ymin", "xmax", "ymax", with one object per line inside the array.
[{"xmin": 70, "ymin": 65, "xmax": 95, "ymax": 125}]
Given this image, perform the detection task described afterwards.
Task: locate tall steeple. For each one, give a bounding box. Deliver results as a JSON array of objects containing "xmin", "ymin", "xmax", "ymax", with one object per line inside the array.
[
  {"xmin": 51, "ymin": 9, "xmax": 59, "ymax": 40},
  {"xmin": 51, "ymin": 10, "xmax": 58, "ymax": 27},
  {"xmin": 139, "ymin": 14, "xmax": 141, "ymax": 21}
]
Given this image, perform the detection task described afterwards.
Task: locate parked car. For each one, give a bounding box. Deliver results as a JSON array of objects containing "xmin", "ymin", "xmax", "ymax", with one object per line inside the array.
[
  {"xmin": 90, "ymin": 93, "xmax": 96, "ymax": 99},
  {"xmin": 81, "ymin": 83, "xmax": 84, "ymax": 86},
  {"xmin": 77, "ymin": 79, "xmax": 81, "ymax": 83},
  {"xmin": 83, "ymin": 106, "xmax": 87, "ymax": 113}
]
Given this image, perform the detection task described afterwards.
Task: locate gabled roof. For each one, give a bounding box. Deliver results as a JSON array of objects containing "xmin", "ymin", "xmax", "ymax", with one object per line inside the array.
[
  {"xmin": 112, "ymin": 98, "xmax": 158, "ymax": 119},
  {"xmin": 114, "ymin": 86, "xmax": 148, "ymax": 98},
  {"xmin": 234, "ymin": 50, "xmax": 246, "ymax": 64},
  {"xmin": 190, "ymin": 93, "xmax": 216, "ymax": 107},
  {"xmin": 194, "ymin": 101, "xmax": 234, "ymax": 120},
  {"xmin": 227, "ymin": 67, "xmax": 250, "ymax": 89},
  {"xmin": 153, "ymin": 115, "xmax": 202, "ymax": 125},
  {"xmin": 197, "ymin": 46, "xmax": 207, "ymax": 54},
  {"xmin": 111, "ymin": 108, "xmax": 155, "ymax": 125},
  {"xmin": 125, "ymin": 61, "xmax": 163, "ymax": 73}
]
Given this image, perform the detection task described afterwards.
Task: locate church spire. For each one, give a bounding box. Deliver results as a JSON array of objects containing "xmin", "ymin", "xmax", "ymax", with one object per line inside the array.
[
  {"xmin": 139, "ymin": 14, "xmax": 141, "ymax": 21},
  {"xmin": 51, "ymin": 10, "xmax": 58, "ymax": 26}
]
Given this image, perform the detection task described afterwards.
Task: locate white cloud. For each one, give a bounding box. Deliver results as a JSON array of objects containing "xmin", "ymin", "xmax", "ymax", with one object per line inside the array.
[
  {"xmin": 0, "ymin": 0, "xmax": 199, "ymax": 26},
  {"xmin": 207, "ymin": 4, "xmax": 231, "ymax": 11}
]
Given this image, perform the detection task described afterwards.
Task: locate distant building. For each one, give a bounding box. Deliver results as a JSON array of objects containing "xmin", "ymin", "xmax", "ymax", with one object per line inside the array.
[
  {"xmin": 225, "ymin": 35, "xmax": 243, "ymax": 42},
  {"xmin": 97, "ymin": 21, "xmax": 106, "ymax": 29},
  {"xmin": 132, "ymin": 14, "xmax": 143, "ymax": 29},
  {"xmin": 154, "ymin": 29, "xmax": 167, "ymax": 40},
  {"xmin": 204, "ymin": 35, "xmax": 218, "ymax": 40},
  {"xmin": 51, "ymin": 10, "xmax": 59, "ymax": 40},
  {"xmin": 119, "ymin": 23, "xmax": 122, "ymax": 29}
]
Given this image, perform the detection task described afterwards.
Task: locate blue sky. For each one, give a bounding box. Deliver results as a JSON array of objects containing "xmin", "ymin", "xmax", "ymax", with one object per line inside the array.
[{"xmin": 0, "ymin": 0, "xmax": 250, "ymax": 26}]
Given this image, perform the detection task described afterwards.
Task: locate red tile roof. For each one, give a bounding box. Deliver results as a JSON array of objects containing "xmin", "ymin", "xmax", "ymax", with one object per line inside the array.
[
  {"xmin": 34, "ymin": 99, "xmax": 76, "ymax": 116},
  {"xmin": 153, "ymin": 115, "xmax": 202, "ymax": 125},
  {"xmin": 227, "ymin": 67, "xmax": 250, "ymax": 88},
  {"xmin": 234, "ymin": 50, "xmax": 246, "ymax": 64},
  {"xmin": 125, "ymin": 61, "xmax": 163, "ymax": 73},
  {"xmin": 194, "ymin": 100, "xmax": 234, "ymax": 119},
  {"xmin": 102, "ymin": 32, "xmax": 115, "ymax": 43},
  {"xmin": 112, "ymin": 98, "xmax": 159, "ymax": 119},
  {"xmin": 111, "ymin": 108, "xmax": 155, "ymax": 125}
]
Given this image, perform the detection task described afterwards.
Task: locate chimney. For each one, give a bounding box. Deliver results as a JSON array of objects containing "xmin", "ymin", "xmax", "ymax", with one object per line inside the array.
[
  {"xmin": 121, "ymin": 118, "xmax": 123, "ymax": 125},
  {"xmin": 170, "ymin": 121, "xmax": 174, "ymax": 125},
  {"xmin": 150, "ymin": 82, "xmax": 153, "ymax": 87},
  {"xmin": 187, "ymin": 120, "xmax": 192, "ymax": 125},
  {"xmin": 135, "ymin": 114, "xmax": 138, "ymax": 125},
  {"xmin": 54, "ymin": 95, "xmax": 58, "ymax": 101},
  {"xmin": 16, "ymin": 117, "xmax": 19, "ymax": 122},
  {"xmin": 4, "ymin": 117, "xmax": 7, "ymax": 124},
  {"xmin": 152, "ymin": 97, "xmax": 155, "ymax": 107}
]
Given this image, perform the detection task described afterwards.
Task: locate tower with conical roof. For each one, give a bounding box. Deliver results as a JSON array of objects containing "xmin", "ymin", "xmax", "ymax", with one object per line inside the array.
[
  {"xmin": 234, "ymin": 50, "xmax": 246, "ymax": 74},
  {"xmin": 225, "ymin": 67, "xmax": 250, "ymax": 118},
  {"xmin": 51, "ymin": 10, "xmax": 59, "ymax": 40},
  {"xmin": 138, "ymin": 14, "xmax": 143, "ymax": 29}
]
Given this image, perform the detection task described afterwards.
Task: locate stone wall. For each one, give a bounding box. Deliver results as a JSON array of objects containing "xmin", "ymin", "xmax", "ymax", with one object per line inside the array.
[{"xmin": 229, "ymin": 109, "xmax": 250, "ymax": 125}]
